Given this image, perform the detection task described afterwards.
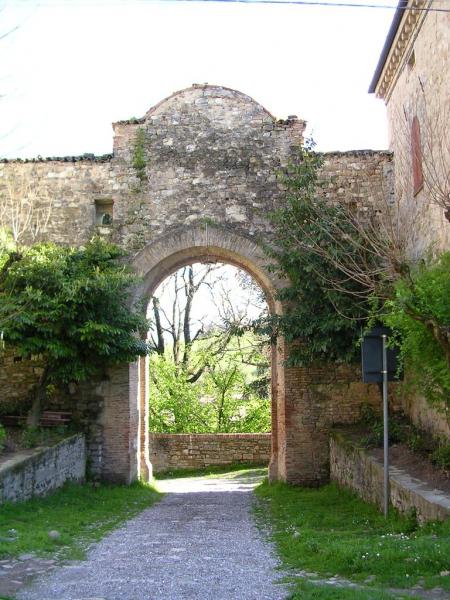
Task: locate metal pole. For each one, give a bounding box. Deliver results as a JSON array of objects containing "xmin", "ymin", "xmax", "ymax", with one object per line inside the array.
[{"xmin": 381, "ymin": 334, "xmax": 389, "ymax": 518}]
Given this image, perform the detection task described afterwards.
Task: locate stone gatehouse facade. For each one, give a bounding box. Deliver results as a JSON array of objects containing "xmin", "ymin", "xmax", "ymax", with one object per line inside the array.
[{"xmin": 0, "ymin": 85, "xmax": 393, "ymax": 485}]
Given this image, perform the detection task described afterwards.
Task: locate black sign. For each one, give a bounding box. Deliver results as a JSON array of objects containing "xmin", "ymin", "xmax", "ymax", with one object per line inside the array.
[{"xmin": 361, "ymin": 326, "xmax": 402, "ymax": 383}]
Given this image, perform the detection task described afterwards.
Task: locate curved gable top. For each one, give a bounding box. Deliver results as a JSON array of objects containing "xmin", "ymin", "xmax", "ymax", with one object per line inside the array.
[{"xmin": 143, "ymin": 84, "xmax": 276, "ymax": 121}]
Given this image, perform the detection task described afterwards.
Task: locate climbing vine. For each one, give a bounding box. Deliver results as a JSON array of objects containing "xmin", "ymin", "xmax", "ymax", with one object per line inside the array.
[
  {"xmin": 132, "ymin": 127, "xmax": 147, "ymax": 183},
  {"xmin": 263, "ymin": 142, "xmax": 377, "ymax": 366}
]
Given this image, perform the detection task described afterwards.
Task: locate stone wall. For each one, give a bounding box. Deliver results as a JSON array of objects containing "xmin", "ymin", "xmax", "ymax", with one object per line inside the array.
[
  {"xmin": 0, "ymin": 434, "xmax": 86, "ymax": 503},
  {"xmin": 398, "ymin": 389, "xmax": 450, "ymax": 441},
  {"xmin": 0, "ymin": 86, "xmax": 393, "ymax": 260},
  {"xmin": 330, "ymin": 430, "xmax": 450, "ymax": 523},
  {"xmin": 149, "ymin": 433, "xmax": 271, "ymax": 473},
  {"xmin": 0, "ymin": 350, "xmax": 41, "ymax": 415},
  {"xmin": 382, "ymin": 3, "xmax": 449, "ymax": 256},
  {"xmin": 0, "ymin": 85, "xmax": 396, "ymax": 485}
]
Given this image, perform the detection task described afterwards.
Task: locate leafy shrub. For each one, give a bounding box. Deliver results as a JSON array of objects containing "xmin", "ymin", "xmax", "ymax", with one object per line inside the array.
[
  {"xmin": 431, "ymin": 444, "xmax": 450, "ymax": 470},
  {"xmin": 382, "ymin": 253, "xmax": 450, "ymax": 407},
  {"xmin": 0, "ymin": 424, "xmax": 6, "ymax": 451},
  {"xmin": 264, "ymin": 143, "xmax": 377, "ymax": 366},
  {"xmin": 20, "ymin": 427, "xmax": 50, "ymax": 449}
]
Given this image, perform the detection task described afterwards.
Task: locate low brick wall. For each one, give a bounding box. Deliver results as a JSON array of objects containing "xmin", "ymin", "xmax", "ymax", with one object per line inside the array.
[
  {"xmin": 0, "ymin": 434, "xmax": 86, "ymax": 503},
  {"xmin": 330, "ymin": 431, "xmax": 450, "ymax": 523},
  {"xmin": 149, "ymin": 433, "xmax": 271, "ymax": 473}
]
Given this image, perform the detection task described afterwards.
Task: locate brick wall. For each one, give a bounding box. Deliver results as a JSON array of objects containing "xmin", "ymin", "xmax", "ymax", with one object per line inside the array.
[{"xmin": 149, "ymin": 433, "xmax": 271, "ymax": 473}]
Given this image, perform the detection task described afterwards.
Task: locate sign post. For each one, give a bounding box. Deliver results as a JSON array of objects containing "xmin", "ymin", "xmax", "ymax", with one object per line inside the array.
[
  {"xmin": 361, "ymin": 326, "xmax": 401, "ymax": 518},
  {"xmin": 381, "ymin": 333, "xmax": 389, "ymax": 517}
]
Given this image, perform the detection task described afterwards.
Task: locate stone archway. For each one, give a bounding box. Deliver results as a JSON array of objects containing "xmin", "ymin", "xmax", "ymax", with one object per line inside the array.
[
  {"xmin": 97, "ymin": 224, "xmax": 376, "ymax": 487},
  {"xmin": 98, "ymin": 224, "xmax": 288, "ymax": 484},
  {"xmin": 134, "ymin": 224, "xmax": 286, "ymax": 483}
]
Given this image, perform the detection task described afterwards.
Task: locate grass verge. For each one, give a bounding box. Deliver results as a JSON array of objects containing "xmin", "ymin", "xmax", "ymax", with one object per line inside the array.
[
  {"xmin": 0, "ymin": 481, "xmax": 162, "ymax": 560},
  {"xmin": 255, "ymin": 480, "xmax": 450, "ymax": 599},
  {"xmin": 155, "ymin": 462, "xmax": 267, "ymax": 479}
]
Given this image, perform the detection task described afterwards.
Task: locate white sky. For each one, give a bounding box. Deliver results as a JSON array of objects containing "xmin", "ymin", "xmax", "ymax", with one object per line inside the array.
[
  {"xmin": 0, "ymin": 0, "xmax": 396, "ymax": 158},
  {"xmin": 149, "ymin": 263, "xmax": 267, "ymax": 342}
]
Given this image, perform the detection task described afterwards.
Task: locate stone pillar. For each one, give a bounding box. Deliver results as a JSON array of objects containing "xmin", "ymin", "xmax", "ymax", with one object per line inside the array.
[
  {"xmin": 282, "ymin": 364, "xmax": 330, "ymax": 486},
  {"xmin": 98, "ymin": 362, "xmax": 140, "ymax": 484},
  {"xmin": 138, "ymin": 355, "xmax": 152, "ymax": 481}
]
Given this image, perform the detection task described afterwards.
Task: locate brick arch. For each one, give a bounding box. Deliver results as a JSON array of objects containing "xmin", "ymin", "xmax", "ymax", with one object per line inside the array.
[
  {"xmin": 132, "ymin": 224, "xmax": 282, "ymax": 312},
  {"xmin": 133, "ymin": 225, "xmax": 286, "ymax": 483},
  {"xmin": 99, "ymin": 225, "xmax": 289, "ymax": 484},
  {"xmin": 95, "ymin": 230, "xmax": 374, "ymax": 488}
]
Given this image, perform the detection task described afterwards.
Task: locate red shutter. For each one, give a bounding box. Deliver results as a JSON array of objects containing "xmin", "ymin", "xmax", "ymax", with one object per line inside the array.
[{"xmin": 411, "ymin": 116, "xmax": 424, "ymax": 195}]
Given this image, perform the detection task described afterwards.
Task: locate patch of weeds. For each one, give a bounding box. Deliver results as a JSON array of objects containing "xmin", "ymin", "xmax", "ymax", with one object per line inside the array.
[
  {"xmin": 0, "ymin": 481, "xmax": 162, "ymax": 560},
  {"xmin": 132, "ymin": 127, "xmax": 146, "ymax": 183},
  {"xmin": 431, "ymin": 444, "xmax": 450, "ymax": 470},
  {"xmin": 19, "ymin": 426, "xmax": 71, "ymax": 449},
  {"xmin": 254, "ymin": 480, "xmax": 450, "ymax": 594},
  {"xmin": 360, "ymin": 405, "xmax": 405, "ymax": 447},
  {"xmin": 0, "ymin": 424, "xmax": 6, "ymax": 451},
  {"xmin": 286, "ymin": 579, "xmax": 398, "ymax": 599},
  {"xmin": 359, "ymin": 405, "xmax": 441, "ymax": 463}
]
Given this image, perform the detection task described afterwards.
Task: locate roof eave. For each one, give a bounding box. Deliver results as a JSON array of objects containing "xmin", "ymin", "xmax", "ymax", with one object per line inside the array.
[{"xmin": 369, "ymin": 0, "xmax": 409, "ymax": 94}]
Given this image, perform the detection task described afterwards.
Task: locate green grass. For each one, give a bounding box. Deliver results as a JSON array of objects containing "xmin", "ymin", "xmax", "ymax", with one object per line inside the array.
[
  {"xmin": 0, "ymin": 481, "xmax": 162, "ymax": 560},
  {"xmin": 155, "ymin": 462, "xmax": 267, "ymax": 479},
  {"xmin": 284, "ymin": 579, "xmax": 398, "ymax": 599},
  {"xmin": 255, "ymin": 480, "xmax": 450, "ymax": 598}
]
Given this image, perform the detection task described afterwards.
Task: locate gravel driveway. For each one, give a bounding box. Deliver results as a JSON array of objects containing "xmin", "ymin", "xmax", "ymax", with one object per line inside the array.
[{"xmin": 17, "ymin": 469, "xmax": 288, "ymax": 600}]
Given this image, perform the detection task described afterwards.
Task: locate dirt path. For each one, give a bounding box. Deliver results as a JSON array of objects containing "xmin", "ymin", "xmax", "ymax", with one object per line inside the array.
[{"xmin": 16, "ymin": 469, "xmax": 288, "ymax": 600}]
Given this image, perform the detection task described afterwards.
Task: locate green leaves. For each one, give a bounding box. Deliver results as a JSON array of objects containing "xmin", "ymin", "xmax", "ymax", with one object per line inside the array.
[
  {"xmin": 382, "ymin": 253, "xmax": 450, "ymax": 406},
  {"xmin": 266, "ymin": 144, "xmax": 373, "ymax": 365},
  {"xmin": 0, "ymin": 237, "xmax": 149, "ymax": 387}
]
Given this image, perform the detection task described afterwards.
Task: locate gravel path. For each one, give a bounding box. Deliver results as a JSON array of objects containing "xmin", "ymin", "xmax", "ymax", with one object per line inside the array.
[{"xmin": 17, "ymin": 469, "xmax": 288, "ymax": 600}]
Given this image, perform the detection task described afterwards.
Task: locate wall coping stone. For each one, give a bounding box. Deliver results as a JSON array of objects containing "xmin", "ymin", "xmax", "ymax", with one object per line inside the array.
[
  {"xmin": 0, "ymin": 150, "xmax": 392, "ymax": 164},
  {"xmin": 330, "ymin": 430, "xmax": 450, "ymax": 522},
  {"xmin": 0, "ymin": 434, "xmax": 86, "ymax": 504},
  {"xmin": 150, "ymin": 433, "xmax": 271, "ymax": 440}
]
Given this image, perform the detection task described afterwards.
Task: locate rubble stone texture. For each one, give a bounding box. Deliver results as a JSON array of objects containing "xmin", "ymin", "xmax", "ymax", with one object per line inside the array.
[{"xmin": 0, "ymin": 84, "xmax": 422, "ymax": 485}]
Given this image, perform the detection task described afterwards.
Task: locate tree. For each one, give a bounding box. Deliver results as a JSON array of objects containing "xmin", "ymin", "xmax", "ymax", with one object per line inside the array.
[
  {"xmin": 382, "ymin": 253, "xmax": 450, "ymax": 406},
  {"xmin": 148, "ymin": 262, "xmax": 271, "ymax": 433},
  {"xmin": 264, "ymin": 142, "xmax": 379, "ymax": 366},
  {"xmin": 0, "ymin": 173, "xmax": 52, "ymax": 244},
  {"xmin": 0, "ymin": 237, "xmax": 149, "ymax": 425}
]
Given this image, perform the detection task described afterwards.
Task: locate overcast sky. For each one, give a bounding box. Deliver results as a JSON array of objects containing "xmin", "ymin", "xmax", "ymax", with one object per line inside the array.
[{"xmin": 1, "ymin": 0, "xmax": 396, "ymax": 158}]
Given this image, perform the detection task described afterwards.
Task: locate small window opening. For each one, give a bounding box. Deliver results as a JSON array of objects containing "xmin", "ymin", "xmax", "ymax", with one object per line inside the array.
[{"xmin": 95, "ymin": 199, "xmax": 114, "ymax": 226}]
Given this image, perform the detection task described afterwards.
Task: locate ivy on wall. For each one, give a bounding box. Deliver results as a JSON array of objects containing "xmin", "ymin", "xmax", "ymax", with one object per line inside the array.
[{"xmin": 132, "ymin": 128, "xmax": 146, "ymax": 183}]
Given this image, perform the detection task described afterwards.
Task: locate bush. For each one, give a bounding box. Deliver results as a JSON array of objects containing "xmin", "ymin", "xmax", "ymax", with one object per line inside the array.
[
  {"xmin": 264, "ymin": 143, "xmax": 376, "ymax": 366},
  {"xmin": 431, "ymin": 444, "xmax": 450, "ymax": 471},
  {"xmin": 0, "ymin": 424, "xmax": 6, "ymax": 451},
  {"xmin": 382, "ymin": 253, "xmax": 450, "ymax": 407}
]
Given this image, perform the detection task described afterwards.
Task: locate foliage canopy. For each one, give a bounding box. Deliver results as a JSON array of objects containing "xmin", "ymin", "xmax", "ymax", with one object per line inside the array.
[
  {"xmin": 265, "ymin": 143, "xmax": 375, "ymax": 365},
  {"xmin": 0, "ymin": 237, "xmax": 148, "ymax": 389},
  {"xmin": 382, "ymin": 252, "xmax": 450, "ymax": 406}
]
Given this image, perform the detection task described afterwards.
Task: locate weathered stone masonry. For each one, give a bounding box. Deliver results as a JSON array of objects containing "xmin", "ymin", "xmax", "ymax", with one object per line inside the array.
[
  {"xmin": 150, "ymin": 433, "xmax": 271, "ymax": 473},
  {"xmin": 0, "ymin": 85, "xmax": 394, "ymax": 485}
]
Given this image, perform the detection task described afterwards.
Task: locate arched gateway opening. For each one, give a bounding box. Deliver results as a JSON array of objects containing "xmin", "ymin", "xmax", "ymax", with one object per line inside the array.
[
  {"xmin": 96, "ymin": 225, "xmax": 293, "ymax": 484},
  {"xmin": 139, "ymin": 226, "xmax": 285, "ymax": 483}
]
